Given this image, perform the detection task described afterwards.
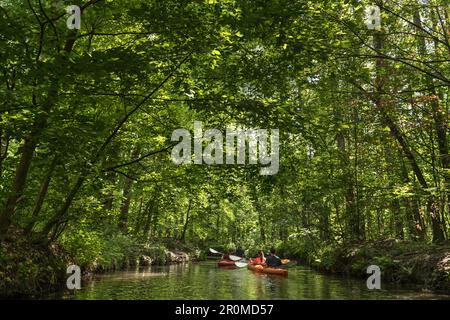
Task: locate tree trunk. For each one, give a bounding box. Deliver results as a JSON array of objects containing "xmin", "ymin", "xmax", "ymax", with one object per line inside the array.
[
  {"xmin": 24, "ymin": 156, "xmax": 58, "ymax": 235},
  {"xmin": 119, "ymin": 176, "xmax": 133, "ymax": 233},
  {"xmin": 143, "ymin": 196, "xmax": 158, "ymax": 238},
  {"xmin": 102, "ymin": 171, "xmax": 116, "ymax": 210},
  {"xmin": 37, "ymin": 174, "xmax": 86, "ymax": 242},
  {"xmin": 133, "ymin": 197, "xmax": 144, "ymax": 235},
  {"xmin": 414, "ymin": 8, "xmax": 447, "ymax": 241},
  {"xmin": 337, "ymin": 128, "xmax": 361, "ymax": 241},
  {"xmin": 320, "ymin": 206, "xmax": 331, "ymax": 241},
  {"xmin": 391, "ymin": 198, "xmax": 404, "ymax": 239},
  {"xmin": 0, "ymin": 127, "xmax": 10, "ymax": 178},
  {"xmin": 180, "ymin": 200, "xmax": 192, "ymax": 242},
  {"xmin": 372, "ymin": 6, "xmax": 445, "ymax": 242},
  {"xmin": 418, "ymin": 9, "xmax": 450, "ymax": 220},
  {"xmin": 251, "ymin": 186, "xmax": 266, "ymax": 242},
  {"xmin": 400, "ymin": 155, "xmax": 425, "ymax": 240},
  {"xmin": 0, "ymin": 111, "xmax": 50, "ymax": 235},
  {"xmin": 0, "ymin": 32, "xmax": 78, "ymax": 238}
]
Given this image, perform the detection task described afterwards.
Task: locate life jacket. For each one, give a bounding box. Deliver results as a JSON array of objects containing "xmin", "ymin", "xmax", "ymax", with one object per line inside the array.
[{"xmin": 253, "ymin": 256, "xmax": 265, "ymax": 264}]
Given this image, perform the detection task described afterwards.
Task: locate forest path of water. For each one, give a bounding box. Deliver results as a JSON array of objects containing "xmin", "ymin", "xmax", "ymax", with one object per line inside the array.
[{"xmin": 52, "ymin": 262, "xmax": 450, "ymax": 300}]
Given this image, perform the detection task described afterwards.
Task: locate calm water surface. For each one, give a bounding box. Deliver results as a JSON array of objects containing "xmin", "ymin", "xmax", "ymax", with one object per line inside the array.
[{"xmin": 58, "ymin": 261, "xmax": 450, "ymax": 300}]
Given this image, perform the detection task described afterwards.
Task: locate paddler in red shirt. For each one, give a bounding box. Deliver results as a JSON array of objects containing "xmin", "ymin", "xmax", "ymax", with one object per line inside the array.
[{"xmin": 251, "ymin": 250, "xmax": 266, "ymax": 265}]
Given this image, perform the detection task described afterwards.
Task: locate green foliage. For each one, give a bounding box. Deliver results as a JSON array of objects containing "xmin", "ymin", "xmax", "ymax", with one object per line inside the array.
[
  {"xmin": 60, "ymin": 230, "xmax": 103, "ymax": 269},
  {"xmin": 0, "ymin": 0, "xmax": 449, "ymax": 296},
  {"xmin": 60, "ymin": 228, "xmax": 138, "ymax": 270},
  {"xmin": 143, "ymin": 245, "xmax": 167, "ymax": 266},
  {"xmin": 312, "ymin": 245, "xmax": 338, "ymax": 271},
  {"xmin": 97, "ymin": 234, "xmax": 137, "ymax": 270},
  {"xmin": 278, "ymin": 230, "xmax": 320, "ymax": 260}
]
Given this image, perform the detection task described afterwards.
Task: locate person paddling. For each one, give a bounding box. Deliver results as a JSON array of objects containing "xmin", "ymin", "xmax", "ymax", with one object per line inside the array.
[
  {"xmin": 235, "ymin": 246, "xmax": 245, "ymax": 258},
  {"xmin": 265, "ymin": 248, "xmax": 282, "ymax": 268},
  {"xmin": 252, "ymin": 250, "xmax": 265, "ymax": 264}
]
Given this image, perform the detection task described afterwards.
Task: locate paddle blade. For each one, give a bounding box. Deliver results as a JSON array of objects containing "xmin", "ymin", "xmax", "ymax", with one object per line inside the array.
[
  {"xmin": 234, "ymin": 262, "xmax": 248, "ymax": 268},
  {"xmin": 209, "ymin": 248, "xmax": 221, "ymax": 254},
  {"xmin": 281, "ymin": 259, "xmax": 291, "ymax": 265},
  {"xmin": 229, "ymin": 255, "xmax": 242, "ymax": 261}
]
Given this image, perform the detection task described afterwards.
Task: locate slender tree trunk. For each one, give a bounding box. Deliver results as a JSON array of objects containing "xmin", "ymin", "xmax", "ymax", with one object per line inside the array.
[
  {"xmin": 384, "ymin": 141, "xmax": 405, "ymax": 239},
  {"xmin": 352, "ymin": 103, "xmax": 364, "ymax": 240},
  {"xmin": 180, "ymin": 200, "xmax": 192, "ymax": 242},
  {"xmin": 399, "ymin": 143, "xmax": 425, "ymax": 240},
  {"xmin": 0, "ymin": 111, "xmax": 50, "ymax": 235},
  {"xmin": 320, "ymin": 206, "xmax": 331, "ymax": 241},
  {"xmin": 334, "ymin": 199, "xmax": 345, "ymax": 240},
  {"xmin": 143, "ymin": 195, "xmax": 158, "ymax": 238},
  {"xmin": 25, "ymin": 156, "xmax": 58, "ymax": 235},
  {"xmin": 251, "ymin": 186, "xmax": 266, "ymax": 242},
  {"xmin": 37, "ymin": 174, "xmax": 86, "ymax": 242},
  {"xmin": 428, "ymin": 12, "xmax": 450, "ymax": 219},
  {"xmin": 391, "ymin": 198, "xmax": 404, "ymax": 239},
  {"xmin": 101, "ymin": 143, "xmax": 120, "ymax": 210},
  {"xmin": 0, "ymin": 32, "xmax": 78, "ymax": 238},
  {"xmin": 403, "ymin": 193, "xmax": 425, "ymax": 241},
  {"xmin": 216, "ymin": 211, "xmax": 221, "ymax": 238},
  {"xmin": 119, "ymin": 176, "xmax": 133, "ymax": 233},
  {"xmin": 337, "ymin": 129, "xmax": 360, "ymax": 241},
  {"xmin": 0, "ymin": 127, "xmax": 10, "ymax": 178},
  {"xmin": 372, "ymin": 6, "xmax": 445, "ymax": 242},
  {"xmin": 102, "ymin": 171, "xmax": 116, "ymax": 210},
  {"xmin": 134, "ymin": 197, "xmax": 144, "ymax": 235},
  {"xmin": 413, "ymin": 8, "xmax": 447, "ymax": 241},
  {"xmin": 118, "ymin": 148, "xmax": 140, "ymax": 232}
]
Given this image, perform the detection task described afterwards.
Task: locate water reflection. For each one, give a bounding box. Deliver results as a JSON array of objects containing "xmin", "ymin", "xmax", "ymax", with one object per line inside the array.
[{"xmin": 63, "ymin": 262, "xmax": 450, "ymax": 300}]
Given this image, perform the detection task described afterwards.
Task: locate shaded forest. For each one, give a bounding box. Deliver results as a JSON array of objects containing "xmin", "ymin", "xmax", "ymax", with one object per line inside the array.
[{"xmin": 0, "ymin": 0, "xmax": 449, "ymax": 295}]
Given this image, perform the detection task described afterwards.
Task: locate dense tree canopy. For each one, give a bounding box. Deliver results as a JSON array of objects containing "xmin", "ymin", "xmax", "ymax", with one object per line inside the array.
[{"xmin": 0, "ymin": 0, "xmax": 449, "ymax": 270}]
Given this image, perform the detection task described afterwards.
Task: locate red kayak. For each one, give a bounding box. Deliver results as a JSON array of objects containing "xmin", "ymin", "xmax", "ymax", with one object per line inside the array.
[{"xmin": 218, "ymin": 260, "xmax": 236, "ymax": 267}]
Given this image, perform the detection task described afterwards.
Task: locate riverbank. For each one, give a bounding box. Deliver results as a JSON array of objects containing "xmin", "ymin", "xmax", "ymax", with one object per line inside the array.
[
  {"xmin": 0, "ymin": 228, "xmax": 67, "ymax": 298},
  {"xmin": 282, "ymin": 239, "xmax": 450, "ymax": 292},
  {"xmin": 3, "ymin": 230, "xmax": 450, "ymax": 297},
  {"xmin": 0, "ymin": 227, "xmax": 200, "ymax": 298}
]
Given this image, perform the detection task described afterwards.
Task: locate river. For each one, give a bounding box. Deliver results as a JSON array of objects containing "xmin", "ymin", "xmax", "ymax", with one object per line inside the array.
[{"xmin": 56, "ymin": 261, "xmax": 450, "ymax": 300}]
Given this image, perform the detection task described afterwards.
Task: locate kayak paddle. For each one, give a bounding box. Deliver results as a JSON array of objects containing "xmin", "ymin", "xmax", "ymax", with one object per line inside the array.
[
  {"xmin": 229, "ymin": 255, "xmax": 243, "ymax": 261},
  {"xmin": 209, "ymin": 248, "xmax": 243, "ymax": 261},
  {"xmin": 234, "ymin": 261, "xmax": 248, "ymax": 268}
]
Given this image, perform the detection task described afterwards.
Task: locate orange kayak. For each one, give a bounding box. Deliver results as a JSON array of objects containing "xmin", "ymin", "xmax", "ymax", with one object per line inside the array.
[
  {"xmin": 247, "ymin": 263, "xmax": 288, "ymax": 276},
  {"xmin": 249, "ymin": 258, "xmax": 291, "ymax": 265},
  {"xmin": 218, "ymin": 260, "xmax": 236, "ymax": 267}
]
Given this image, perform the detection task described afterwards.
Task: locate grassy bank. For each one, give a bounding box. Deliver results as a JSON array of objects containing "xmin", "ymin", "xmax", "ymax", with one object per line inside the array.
[
  {"xmin": 59, "ymin": 226, "xmax": 204, "ymax": 272},
  {"xmin": 279, "ymin": 239, "xmax": 450, "ymax": 292},
  {"xmin": 3, "ymin": 229, "xmax": 450, "ymax": 298},
  {"xmin": 0, "ymin": 227, "xmax": 202, "ymax": 298}
]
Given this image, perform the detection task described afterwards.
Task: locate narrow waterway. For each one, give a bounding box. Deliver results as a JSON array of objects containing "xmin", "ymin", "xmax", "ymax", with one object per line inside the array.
[{"xmin": 57, "ymin": 261, "xmax": 450, "ymax": 300}]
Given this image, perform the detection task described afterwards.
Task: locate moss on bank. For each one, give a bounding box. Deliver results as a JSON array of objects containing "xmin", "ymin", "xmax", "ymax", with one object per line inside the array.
[
  {"xmin": 282, "ymin": 239, "xmax": 450, "ymax": 292},
  {"xmin": 58, "ymin": 227, "xmax": 203, "ymax": 272},
  {"xmin": 0, "ymin": 228, "xmax": 201, "ymax": 297},
  {"xmin": 0, "ymin": 228, "xmax": 67, "ymax": 298},
  {"xmin": 6, "ymin": 230, "xmax": 448, "ymax": 297}
]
